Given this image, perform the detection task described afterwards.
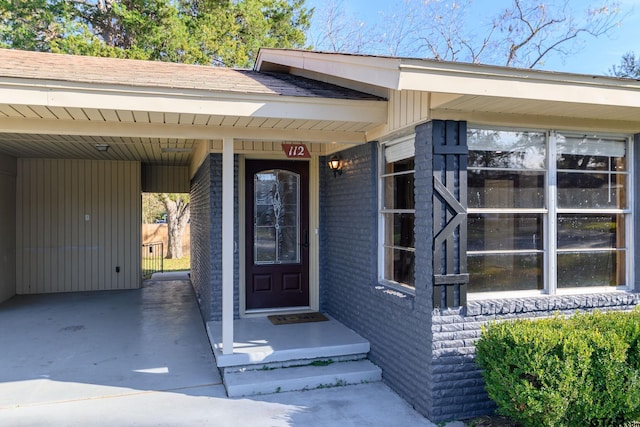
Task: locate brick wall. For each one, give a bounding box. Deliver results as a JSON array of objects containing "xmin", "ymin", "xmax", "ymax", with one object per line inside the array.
[
  {"xmin": 190, "ymin": 155, "xmax": 213, "ymax": 321},
  {"xmin": 319, "ymin": 141, "xmax": 434, "ymax": 417},
  {"xmin": 190, "ymin": 153, "xmax": 240, "ymax": 321}
]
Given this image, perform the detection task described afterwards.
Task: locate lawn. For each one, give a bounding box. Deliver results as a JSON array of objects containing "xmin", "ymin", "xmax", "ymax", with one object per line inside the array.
[{"xmin": 163, "ymin": 256, "xmax": 190, "ymax": 272}]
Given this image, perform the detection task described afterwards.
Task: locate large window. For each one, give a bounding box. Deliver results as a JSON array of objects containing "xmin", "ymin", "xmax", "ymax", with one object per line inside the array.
[
  {"xmin": 468, "ymin": 128, "xmax": 631, "ymax": 295},
  {"xmin": 379, "ymin": 134, "xmax": 415, "ymax": 288}
]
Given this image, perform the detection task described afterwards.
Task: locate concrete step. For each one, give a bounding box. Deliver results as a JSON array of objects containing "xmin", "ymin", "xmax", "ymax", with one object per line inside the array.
[
  {"xmin": 223, "ymin": 359, "xmax": 382, "ymax": 397},
  {"xmin": 222, "ymin": 353, "xmax": 368, "ymax": 373}
]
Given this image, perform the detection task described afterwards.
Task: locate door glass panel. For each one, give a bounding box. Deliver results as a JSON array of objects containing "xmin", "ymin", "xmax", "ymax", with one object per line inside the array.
[{"xmin": 254, "ymin": 169, "xmax": 300, "ymax": 264}]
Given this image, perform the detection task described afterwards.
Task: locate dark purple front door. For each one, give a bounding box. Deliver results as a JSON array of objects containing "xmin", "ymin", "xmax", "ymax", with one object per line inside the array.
[{"xmin": 245, "ymin": 160, "xmax": 309, "ymax": 310}]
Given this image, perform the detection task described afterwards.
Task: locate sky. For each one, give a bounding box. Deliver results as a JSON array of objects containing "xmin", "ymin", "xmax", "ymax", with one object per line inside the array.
[{"xmin": 304, "ymin": 0, "xmax": 640, "ymax": 76}]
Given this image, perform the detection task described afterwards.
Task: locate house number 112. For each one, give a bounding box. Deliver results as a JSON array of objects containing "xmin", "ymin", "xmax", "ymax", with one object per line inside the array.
[{"xmin": 282, "ymin": 143, "xmax": 311, "ymax": 158}]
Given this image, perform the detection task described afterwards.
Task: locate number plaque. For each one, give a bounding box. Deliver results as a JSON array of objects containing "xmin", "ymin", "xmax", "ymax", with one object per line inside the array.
[{"xmin": 282, "ymin": 144, "xmax": 310, "ymax": 158}]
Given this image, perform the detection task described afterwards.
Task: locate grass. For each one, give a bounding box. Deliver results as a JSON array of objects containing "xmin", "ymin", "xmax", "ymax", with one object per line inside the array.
[{"xmin": 163, "ymin": 256, "xmax": 190, "ymax": 272}]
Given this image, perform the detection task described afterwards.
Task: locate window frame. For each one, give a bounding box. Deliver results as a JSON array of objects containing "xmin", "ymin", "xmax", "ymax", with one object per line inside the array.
[
  {"xmin": 467, "ymin": 127, "xmax": 634, "ymax": 300},
  {"xmin": 378, "ymin": 133, "xmax": 417, "ymax": 293}
]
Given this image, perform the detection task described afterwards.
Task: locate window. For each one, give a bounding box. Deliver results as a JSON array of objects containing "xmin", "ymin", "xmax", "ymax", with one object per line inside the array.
[
  {"xmin": 379, "ymin": 134, "xmax": 415, "ymax": 288},
  {"xmin": 468, "ymin": 128, "xmax": 631, "ymax": 295}
]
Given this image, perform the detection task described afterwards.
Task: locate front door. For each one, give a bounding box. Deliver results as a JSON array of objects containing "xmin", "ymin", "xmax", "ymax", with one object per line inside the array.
[{"xmin": 245, "ymin": 160, "xmax": 309, "ymax": 310}]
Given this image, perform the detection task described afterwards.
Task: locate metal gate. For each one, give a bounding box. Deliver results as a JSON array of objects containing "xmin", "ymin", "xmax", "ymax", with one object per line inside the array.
[{"xmin": 142, "ymin": 242, "xmax": 164, "ymax": 278}]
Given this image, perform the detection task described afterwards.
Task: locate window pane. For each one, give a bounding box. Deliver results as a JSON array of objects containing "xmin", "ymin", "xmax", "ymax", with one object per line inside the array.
[
  {"xmin": 384, "ymin": 247, "xmax": 414, "ymax": 286},
  {"xmin": 385, "ymin": 157, "xmax": 414, "ymax": 174},
  {"xmin": 255, "ymin": 227, "xmax": 276, "ymax": 262},
  {"xmin": 468, "ymin": 170, "xmax": 544, "ymax": 208},
  {"xmin": 557, "ymin": 251, "xmax": 624, "ymax": 287},
  {"xmin": 384, "ymin": 174, "xmax": 414, "ymax": 210},
  {"xmin": 468, "ymin": 253, "xmax": 543, "ymax": 292},
  {"xmin": 384, "ymin": 213, "xmax": 415, "ymax": 248},
  {"xmin": 468, "ymin": 213, "xmax": 542, "ymax": 251},
  {"xmin": 556, "ymin": 134, "xmax": 626, "ymax": 168},
  {"xmin": 468, "ymin": 129, "xmax": 546, "ymax": 169},
  {"xmin": 557, "ymin": 214, "xmax": 623, "ymax": 250},
  {"xmin": 557, "ymin": 154, "xmax": 626, "ymax": 172},
  {"xmin": 557, "ymin": 172, "xmax": 626, "ymax": 209},
  {"xmin": 254, "ymin": 169, "xmax": 299, "ymax": 264}
]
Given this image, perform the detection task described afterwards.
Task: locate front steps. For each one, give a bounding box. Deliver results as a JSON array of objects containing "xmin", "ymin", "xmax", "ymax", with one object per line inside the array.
[{"xmin": 206, "ymin": 315, "xmax": 382, "ymax": 397}]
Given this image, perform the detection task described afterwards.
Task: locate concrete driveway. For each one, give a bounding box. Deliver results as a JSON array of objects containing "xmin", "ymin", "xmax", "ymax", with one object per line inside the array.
[{"xmin": 0, "ymin": 276, "xmax": 459, "ymax": 427}]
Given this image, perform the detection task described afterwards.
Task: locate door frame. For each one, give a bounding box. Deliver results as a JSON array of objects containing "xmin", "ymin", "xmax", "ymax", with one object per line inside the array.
[{"xmin": 239, "ymin": 154, "xmax": 320, "ymax": 317}]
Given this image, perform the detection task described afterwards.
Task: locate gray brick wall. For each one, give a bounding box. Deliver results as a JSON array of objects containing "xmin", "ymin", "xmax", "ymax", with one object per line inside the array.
[
  {"xmin": 190, "ymin": 155, "xmax": 213, "ymax": 321},
  {"xmin": 320, "ymin": 141, "xmax": 434, "ymax": 417},
  {"xmin": 190, "ymin": 154, "xmax": 240, "ymax": 322}
]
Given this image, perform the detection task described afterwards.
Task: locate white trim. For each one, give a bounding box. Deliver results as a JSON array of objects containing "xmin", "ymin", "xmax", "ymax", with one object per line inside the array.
[
  {"xmin": 627, "ymin": 136, "xmax": 635, "ymax": 291},
  {"xmin": 222, "ymin": 137, "xmax": 234, "ymax": 355},
  {"xmin": 0, "ymin": 116, "xmax": 369, "ymax": 144},
  {"xmin": 0, "ymin": 77, "xmax": 387, "ymax": 123},
  {"xmin": 238, "ymin": 156, "xmax": 246, "ymax": 316},
  {"xmin": 547, "ymin": 132, "xmax": 558, "ymax": 295},
  {"xmin": 309, "ymin": 156, "xmax": 320, "ymax": 312}
]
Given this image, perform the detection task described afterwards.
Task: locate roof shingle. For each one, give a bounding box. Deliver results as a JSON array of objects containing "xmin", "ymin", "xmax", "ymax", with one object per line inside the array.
[{"xmin": 0, "ymin": 48, "xmax": 381, "ymax": 100}]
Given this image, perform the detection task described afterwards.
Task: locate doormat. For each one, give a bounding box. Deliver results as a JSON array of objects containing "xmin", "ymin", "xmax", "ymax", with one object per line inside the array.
[{"xmin": 268, "ymin": 312, "xmax": 329, "ymax": 325}]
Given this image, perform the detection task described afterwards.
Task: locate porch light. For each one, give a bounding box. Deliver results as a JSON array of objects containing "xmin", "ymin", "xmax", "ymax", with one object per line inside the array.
[
  {"xmin": 95, "ymin": 143, "xmax": 110, "ymax": 152},
  {"xmin": 328, "ymin": 155, "xmax": 342, "ymax": 177}
]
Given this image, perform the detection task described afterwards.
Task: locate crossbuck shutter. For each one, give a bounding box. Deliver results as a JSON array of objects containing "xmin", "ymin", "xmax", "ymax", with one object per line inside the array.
[{"xmin": 433, "ymin": 121, "xmax": 468, "ymax": 308}]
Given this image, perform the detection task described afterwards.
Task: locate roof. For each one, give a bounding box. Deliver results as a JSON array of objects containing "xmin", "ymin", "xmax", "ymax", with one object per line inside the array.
[
  {"xmin": 0, "ymin": 48, "xmax": 379, "ymax": 100},
  {"xmin": 257, "ymin": 48, "xmax": 640, "ymax": 134}
]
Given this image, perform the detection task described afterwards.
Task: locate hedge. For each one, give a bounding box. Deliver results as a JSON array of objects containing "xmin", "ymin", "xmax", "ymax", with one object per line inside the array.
[{"xmin": 475, "ymin": 309, "xmax": 640, "ymax": 427}]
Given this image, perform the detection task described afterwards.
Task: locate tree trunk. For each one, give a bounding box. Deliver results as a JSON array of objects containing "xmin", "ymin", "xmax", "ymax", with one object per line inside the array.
[{"xmin": 160, "ymin": 194, "xmax": 190, "ymax": 259}]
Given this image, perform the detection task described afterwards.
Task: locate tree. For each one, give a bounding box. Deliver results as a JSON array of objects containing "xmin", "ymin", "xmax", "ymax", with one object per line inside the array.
[
  {"xmin": 309, "ymin": 0, "xmax": 624, "ymax": 69},
  {"xmin": 0, "ymin": 0, "xmax": 312, "ymax": 67},
  {"xmin": 610, "ymin": 52, "xmax": 640, "ymax": 78},
  {"xmin": 159, "ymin": 193, "xmax": 190, "ymax": 259}
]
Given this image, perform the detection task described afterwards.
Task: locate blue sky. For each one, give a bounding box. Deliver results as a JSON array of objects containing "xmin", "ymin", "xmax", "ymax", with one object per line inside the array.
[{"xmin": 304, "ymin": 0, "xmax": 640, "ymax": 76}]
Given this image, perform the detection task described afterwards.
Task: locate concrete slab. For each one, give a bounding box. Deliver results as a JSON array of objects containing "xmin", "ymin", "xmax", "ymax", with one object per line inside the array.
[
  {"xmin": 207, "ymin": 315, "xmax": 370, "ymax": 367},
  {"xmin": 0, "ymin": 280, "xmax": 465, "ymax": 426}
]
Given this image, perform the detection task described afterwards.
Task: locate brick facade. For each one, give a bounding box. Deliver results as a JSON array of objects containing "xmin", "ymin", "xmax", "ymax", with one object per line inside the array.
[
  {"xmin": 319, "ymin": 141, "xmax": 434, "ymax": 416},
  {"xmin": 191, "ymin": 128, "xmax": 640, "ymax": 423},
  {"xmin": 190, "ymin": 154, "xmax": 239, "ymax": 322}
]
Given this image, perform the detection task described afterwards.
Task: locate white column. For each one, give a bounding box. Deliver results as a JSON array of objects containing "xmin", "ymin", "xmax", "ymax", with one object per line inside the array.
[{"xmin": 222, "ymin": 137, "xmax": 234, "ymax": 355}]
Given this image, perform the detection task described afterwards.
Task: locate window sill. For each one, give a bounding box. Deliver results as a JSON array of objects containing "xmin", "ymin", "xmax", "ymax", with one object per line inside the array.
[{"xmin": 370, "ymin": 282, "xmax": 415, "ymax": 309}]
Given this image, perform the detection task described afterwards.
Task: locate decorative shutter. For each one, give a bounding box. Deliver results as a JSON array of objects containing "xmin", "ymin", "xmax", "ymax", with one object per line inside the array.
[{"xmin": 433, "ymin": 121, "xmax": 468, "ymax": 308}]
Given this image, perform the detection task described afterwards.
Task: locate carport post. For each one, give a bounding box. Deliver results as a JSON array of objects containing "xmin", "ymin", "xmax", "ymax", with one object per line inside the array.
[{"xmin": 222, "ymin": 137, "xmax": 234, "ymax": 355}]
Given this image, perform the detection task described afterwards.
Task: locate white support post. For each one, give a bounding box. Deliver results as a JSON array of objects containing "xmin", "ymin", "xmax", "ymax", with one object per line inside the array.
[{"xmin": 222, "ymin": 137, "xmax": 234, "ymax": 355}]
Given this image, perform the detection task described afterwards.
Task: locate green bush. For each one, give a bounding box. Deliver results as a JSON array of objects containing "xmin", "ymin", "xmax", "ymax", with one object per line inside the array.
[{"xmin": 475, "ymin": 309, "xmax": 640, "ymax": 427}]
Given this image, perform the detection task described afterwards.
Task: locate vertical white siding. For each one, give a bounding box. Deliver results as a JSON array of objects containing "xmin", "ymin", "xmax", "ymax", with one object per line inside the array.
[
  {"xmin": 387, "ymin": 90, "xmax": 430, "ymax": 133},
  {"xmin": 16, "ymin": 159, "xmax": 141, "ymax": 294},
  {"xmin": 0, "ymin": 154, "xmax": 16, "ymax": 303}
]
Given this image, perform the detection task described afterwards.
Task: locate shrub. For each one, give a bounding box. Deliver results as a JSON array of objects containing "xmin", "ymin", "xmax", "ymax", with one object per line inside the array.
[{"xmin": 475, "ymin": 309, "xmax": 640, "ymax": 427}]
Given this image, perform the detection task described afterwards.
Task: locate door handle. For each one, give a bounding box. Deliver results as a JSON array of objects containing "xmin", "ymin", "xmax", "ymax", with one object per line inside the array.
[{"xmin": 302, "ymin": 230, "xmax": 309, "ymax": 249}]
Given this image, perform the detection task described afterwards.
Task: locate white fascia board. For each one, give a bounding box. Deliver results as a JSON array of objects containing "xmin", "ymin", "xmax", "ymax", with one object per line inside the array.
[
  {"xmin": 256, "ymin": 49, "xmax": 402, "ymax": 90},
  {"xmin": 0, "ymin": 116, "xmax": 368, "ymax": 143},
  {"xmin": 398, "ymin": 62, "xmax": 640, "ymax": 109},
  {"xmin": 0, "ymin": 77, "xmax": 387, "ymax": 123}
]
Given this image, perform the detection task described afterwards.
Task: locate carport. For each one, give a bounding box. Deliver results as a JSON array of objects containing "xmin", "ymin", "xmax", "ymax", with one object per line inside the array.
[{"xmin": 0, "ymin": 48, "xmax": 384, "ymax": 308}]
